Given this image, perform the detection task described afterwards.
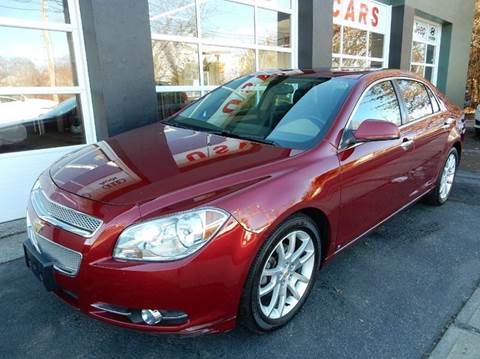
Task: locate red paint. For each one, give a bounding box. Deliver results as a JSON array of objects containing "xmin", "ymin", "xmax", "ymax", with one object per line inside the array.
[
  {"xmin": 333, "ymin": 0, "xmax": 342, "ymax": 17},
  {"xmin": 29, "ymin": 69, "xmax": 464, "ymax": 334},
  {"xmin": 359, "ymin": 3, "xmax": 368, "ymax": 25},
  {"xmin": 344, "ymin": 0, "xmax": 355, "ymax": 22},
  {"xmin": 372, "ymin": 6, "xmax": 379, "ymax": 27}
]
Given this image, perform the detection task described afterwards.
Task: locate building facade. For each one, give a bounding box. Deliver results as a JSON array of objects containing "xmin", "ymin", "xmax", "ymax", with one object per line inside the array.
[{"xmin": 0, "ymin": 0, "xmax": 475, "ymax": 222}]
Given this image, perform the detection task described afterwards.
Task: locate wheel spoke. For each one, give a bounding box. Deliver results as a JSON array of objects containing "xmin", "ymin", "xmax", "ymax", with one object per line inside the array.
[
  {"xmin": 263, "ymin": 267, "xmax": 281, "ymax": 277},
  {"xmin": 292, "ymin": 271, "xmax": 309, "ymax": 283},
  {"xmin": 276, "ymin": 243, "xmax": 286, "ymax": 264},
  {"xmin": 276, "ymin": 284, "xmax": 287, "ymax": 316},
  {"xmin": 260, "ymin": 278, "xmax": 277, "ymax": 296},
  {"xmin": 291, "ymin": 238, "xmax": 309, "ymax": 263},
  {"xmin": 285, "ymin": 232, "xmax": 296, "ymax": 259},
  {"xmin": 266, "ymin": 283, "xmax": 281, "ymax": 316},
  {"xmin": 287, "ymin": 281, "xmax": 301, "ymax": 300}
]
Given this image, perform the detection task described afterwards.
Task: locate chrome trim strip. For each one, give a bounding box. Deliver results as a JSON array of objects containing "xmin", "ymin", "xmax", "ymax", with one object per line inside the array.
[
  {"xmin": 334, "ymin": 189, "xmax": 431, "ymax": 255},
  {"xmin": 339, "ymin": 76, "xmax": 446, "ymax": 151},
  {"xmin": 31, "ymin": 189, "xmax": 103, "ymax": 238},
  {"xmin": 91, "ymin": 303, "xmax": 132, "ymax": 316}
]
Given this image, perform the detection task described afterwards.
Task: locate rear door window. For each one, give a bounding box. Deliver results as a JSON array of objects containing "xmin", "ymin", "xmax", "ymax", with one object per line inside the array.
[{"xmin": 396, "ymin": 80, "xmax": 433, "ymax": 122}]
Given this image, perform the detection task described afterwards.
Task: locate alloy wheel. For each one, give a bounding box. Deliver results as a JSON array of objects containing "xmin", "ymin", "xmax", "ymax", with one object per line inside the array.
[
  {"xmin": 258, "ymin": 230, "xmax": 315, "ymax": 320},
  {"xmin": 439, "ymin": 153, "xmax": 456, "ymax": 201}
]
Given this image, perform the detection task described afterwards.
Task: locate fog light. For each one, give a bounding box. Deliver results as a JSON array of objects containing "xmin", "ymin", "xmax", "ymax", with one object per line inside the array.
[{"xmin": 141, "ymin": 309, "xmax": 163, "ymax": 325}]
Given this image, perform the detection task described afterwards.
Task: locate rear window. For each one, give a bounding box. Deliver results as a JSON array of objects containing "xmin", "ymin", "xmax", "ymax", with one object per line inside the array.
[{"xmin": 396, "ymin": 79, "xmax": 433, "ymax": 122}]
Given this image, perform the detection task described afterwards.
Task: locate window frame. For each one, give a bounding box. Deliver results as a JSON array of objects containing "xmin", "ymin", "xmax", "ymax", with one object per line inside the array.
[
  {"xmin": 150, "ymin": 0, "xmax": 298, "ymax": 97},
  {"xmin": 395, "ymin": 78, "xmax": 436, "ymax": 124},
  {"xmin": 410, "ymin": 17, "xmax": 442, "ymax": 85},
  {"xmin": 339, "ymin": 76, "xmax": 446, "ymax": 151},
  {"xmin": 0, "ymin": 0, "xmax": 96, "ymax": 158},
  {"xmin": 347, "ymin": 80, "xmax": 402, "ymax": 132}
]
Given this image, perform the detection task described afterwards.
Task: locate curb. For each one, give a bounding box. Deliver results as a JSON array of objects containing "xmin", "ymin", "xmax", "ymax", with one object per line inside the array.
[{"xmin": 429, "ymin": 288, "xmax": 480, "ymax": 358}]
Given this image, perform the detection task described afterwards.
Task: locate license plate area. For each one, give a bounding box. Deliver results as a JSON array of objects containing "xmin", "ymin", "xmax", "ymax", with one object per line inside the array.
[{"xmin": 23, "ymin": 240, "xmax": 58, "ymax": 292}]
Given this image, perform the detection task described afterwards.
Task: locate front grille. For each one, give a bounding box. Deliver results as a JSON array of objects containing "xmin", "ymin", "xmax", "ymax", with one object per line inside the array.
[
  {"xmin": 32, "ymin": 232, "xmax": 82, "ymax": 275},
  {"xmin": 31, "ymin": 189, "xmax": 102, "ymax": 237}
]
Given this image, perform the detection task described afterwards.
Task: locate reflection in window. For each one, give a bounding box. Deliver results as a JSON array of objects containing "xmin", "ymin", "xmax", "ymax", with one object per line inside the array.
[
  {"xmin": 332, "ymin": 24, "xmax": 341, "ymax": 54},
  {"xmin": 202, "ymin": 46, "xmax": 255, "ymax": 86},
  {"xmin": 342, "ymin": 58, "xmax": 366, "ymax": 68},
  {"xmin": 0, "ymin": 94, "xmax": 85, "ymax": 154},
  {"xmin": 152, "ymin": 41, "xmax": 200, "ymax": 86},
  {"xmin": 343, "ymin": 27, "xmax": 367, "ymax": 56},
  {"xmin": 369, "ymin": 32, "xmax": 384, "ymax": 59},
  {"xmin": 157, "ymin": 91, "xmax": 200, "ymax": 120},
  {"xmin": 350, "ymin": 81, "xmax": 401, "ymax": 130},
  {"xmin": 200, "ymin": 0, "xmax": 254, "ymax": 44},
  {"xmin": 257, "ymin": 9, "xmax": 290, "ymax": 47},
  {"xmin": 411, "ymin": 41, "xmax": 426, "ymax": 63},
  {"xmin": 259, "ymin": 51, "xmax": 291, "ymax": 70},
  {"xmin": 426, "ymin": 45, "xmax": 435, "ymax": 64},
  {"xmin": 0, "ymin": 26, "xmax": 77, "ymax": 87},
  {"xmin": 0, "ymin": 0, "xmax": 69, "ymax": 23},
  {"xmin": 258, "ymin": 0, "xmax": 291, "ymax": 8},
  {"xmin": 397, "ymin": 80, "xmax": 433, "ymax": 122},
  {"xmin": 148, "ymin": 0, "xmax": 197, "ymax": 37}
]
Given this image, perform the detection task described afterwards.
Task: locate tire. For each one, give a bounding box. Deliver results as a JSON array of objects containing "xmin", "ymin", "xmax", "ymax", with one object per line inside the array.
[
  {"xmin": 239, "ymin": 214, "xmax": 321, "ymax": 333},
  {"xmin": 424, "ymin": 147, "xmax": 458, "ymax": 206},
  {"xmin": 475, "ymin": 128, "xmax": 480, "ymax": 137}
]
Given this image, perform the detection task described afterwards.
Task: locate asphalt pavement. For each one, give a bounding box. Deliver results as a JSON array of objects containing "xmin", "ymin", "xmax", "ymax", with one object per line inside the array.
[{"xmin": 0, "ymin": 129, "xmax": 479, "ymax": 359}]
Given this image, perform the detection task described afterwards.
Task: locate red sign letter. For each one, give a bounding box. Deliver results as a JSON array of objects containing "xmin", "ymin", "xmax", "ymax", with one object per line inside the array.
[
  {"xmin": 359, "ymin": 3, "xmax": 368, "ymax": 25},
  {"xmin": 333, "ymin": 0, "xmax": 341, "ymax": 17},
  {"xmin": 344, "ymin": 0, "xmax": 355, "ymax": 22},
  {"xmin": 371, "ymin": 6, "xmax": 379, "ymax": 27}
]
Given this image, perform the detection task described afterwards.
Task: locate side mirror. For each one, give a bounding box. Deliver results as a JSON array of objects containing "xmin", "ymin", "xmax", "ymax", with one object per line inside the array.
[{"xmin": 354, "ymin": 119, "xmax": 400, "ymax": 142}]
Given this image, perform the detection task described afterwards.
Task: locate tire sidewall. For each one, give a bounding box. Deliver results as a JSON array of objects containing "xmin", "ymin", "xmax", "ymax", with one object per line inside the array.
[{"xmin": 248, "ymin": 215, "xmax": 321, "ymax": 331}]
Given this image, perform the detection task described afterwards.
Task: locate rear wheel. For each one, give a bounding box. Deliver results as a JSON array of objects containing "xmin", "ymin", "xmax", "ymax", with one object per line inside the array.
[
  {"xmin": 239, "ymin": 214, "xmax": 321, "ymax": 333},
  {"xmin": 424, "ymin": 147, "xmax": 458, "ymax": 205}
]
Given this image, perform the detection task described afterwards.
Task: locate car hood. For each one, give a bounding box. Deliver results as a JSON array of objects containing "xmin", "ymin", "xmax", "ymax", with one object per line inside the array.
[{"xmin": 49, "ymin": 122, "xmax": 294, "ymax": 205}]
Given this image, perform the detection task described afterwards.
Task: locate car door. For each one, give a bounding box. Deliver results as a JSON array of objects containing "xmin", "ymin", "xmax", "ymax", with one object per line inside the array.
[
  {"xmin": 395, "ymin": 79, "xmax": 438, "ymax": 194},
  {"xmin": 336, "ymin": 80, "xmax": 416, "ymax": 249}
]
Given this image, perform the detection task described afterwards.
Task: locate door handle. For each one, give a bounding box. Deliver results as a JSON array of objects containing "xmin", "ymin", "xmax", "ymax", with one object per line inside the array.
[
  {"xmin": 442, "ymin": 119, "xmax": 455, "ymax": 129},
  {"xmin": 400, "ymin": 138, "xmax": 414, "ymax": 150}
]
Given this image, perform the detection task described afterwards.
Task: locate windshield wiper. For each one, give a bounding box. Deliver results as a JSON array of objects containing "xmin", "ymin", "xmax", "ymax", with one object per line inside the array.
[{"xmin": 161, "ymin": 119, "xmax": 279, "ymax": 146}]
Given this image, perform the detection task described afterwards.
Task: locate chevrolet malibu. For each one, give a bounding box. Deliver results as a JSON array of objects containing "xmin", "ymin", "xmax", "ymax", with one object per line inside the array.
[{"xmin": 24, "ymin": 69, "xmax": 465, "ymax": 334}]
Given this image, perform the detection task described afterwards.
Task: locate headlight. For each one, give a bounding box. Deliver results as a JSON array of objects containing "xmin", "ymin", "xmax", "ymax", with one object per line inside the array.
[{"xmin": 113, "ymin": 208, "xmax": 229, "ymax": 261}]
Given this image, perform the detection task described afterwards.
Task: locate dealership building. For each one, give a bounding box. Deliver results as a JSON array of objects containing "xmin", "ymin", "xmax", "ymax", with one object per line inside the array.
[{"xmin": 0, "ymin": 0, "xmax": 475, "ymax": 223}]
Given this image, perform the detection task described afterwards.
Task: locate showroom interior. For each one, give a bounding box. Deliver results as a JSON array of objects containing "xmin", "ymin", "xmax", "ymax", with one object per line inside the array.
[{"xmin": 0, "ymin": 0, "xmax": 475, "ymax": 223}]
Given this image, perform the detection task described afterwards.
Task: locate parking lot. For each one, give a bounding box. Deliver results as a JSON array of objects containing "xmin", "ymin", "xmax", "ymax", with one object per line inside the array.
[{"xmin": 0, "ymin": 128, "xmax": 479, "ymax": 359}]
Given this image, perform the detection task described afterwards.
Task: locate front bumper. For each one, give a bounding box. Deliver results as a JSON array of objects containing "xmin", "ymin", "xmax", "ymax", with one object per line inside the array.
[{"xmin": 24, "ymin": 177, "xmax": 260, "ymax": 335}]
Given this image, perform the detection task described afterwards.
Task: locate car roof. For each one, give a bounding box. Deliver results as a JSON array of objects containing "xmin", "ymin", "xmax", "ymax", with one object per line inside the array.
[{"xmin": 253, "ymin": 68, "xmax": 417, "ymax": 81}]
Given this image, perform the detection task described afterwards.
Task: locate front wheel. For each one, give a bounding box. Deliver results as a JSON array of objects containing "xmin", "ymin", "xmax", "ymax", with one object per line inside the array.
[
  {"xmin": 424, "ymin": 147, "xmax": 458, "ymax": 205},
  {"xmin": 239, "ymin": 214, "xmax": 321, "ymax": 333}
]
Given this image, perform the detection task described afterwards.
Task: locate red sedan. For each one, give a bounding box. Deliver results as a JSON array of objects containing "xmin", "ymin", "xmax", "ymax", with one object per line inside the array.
[{"xmin": 24, "ymin": 69, "xmax": 465, "ymax": 334}]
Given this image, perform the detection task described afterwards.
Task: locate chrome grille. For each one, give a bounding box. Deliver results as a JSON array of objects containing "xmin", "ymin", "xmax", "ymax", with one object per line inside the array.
[
  {"xmin": 32, "ymin": 232, "xmax": 82, "ymax": 276},
  {"xmin": 31, "ymin": 188, "xmax": 102, "ymax": 237}
]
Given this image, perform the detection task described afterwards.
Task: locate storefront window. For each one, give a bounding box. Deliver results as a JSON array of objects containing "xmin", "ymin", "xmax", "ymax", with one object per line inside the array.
[
  {"xmin": 0, "ymin": 4, "xmax": 93, "ymax": 156},
  {"xmin": 257, "ymin": 8, "xmax": 291, "ymax": 47},
  {"xmin": 0, "ymin": 27, "xmax": 77, "ymax": 87},
  {"xmin": 410, "ymin": 18, "xmax": 441, "ymax": 84},
  {"xmin": 200, "ymin": 0, "xmax": 255, "ymax": 45},
  {"xmin": 0, "ymin": 94, "xmax": 84, "ymax": 154},
  {"xmin": 149, "ymin": 0, "xmax": 296, "ymax": 118},
  {"xmin": 331, "ymin": 0, "xmax": 391, "ymax": 68},
  {"xmin": 203, "ymin": 46, "xmax": 255, "ymax": 86},
  {"xmin": 152, "ymin": 41, "xmax": 200, "ymax": 86},
  {"xmin": 259, "ymin": 50, "xmax": 291, "ymax": 69},
  {"xmin": 149, "ymin": 0, "xmax": 197, "ymax": 37},
  {"xmin": 0, "ymin": 0, "xmax": 70, "ymax": 23}
]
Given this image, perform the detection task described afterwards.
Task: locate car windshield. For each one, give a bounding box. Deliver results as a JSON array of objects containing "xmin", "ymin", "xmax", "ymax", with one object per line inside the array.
[{"xmin": 163, "ymin": 73, "xmax": 354, "ymax": 150}]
